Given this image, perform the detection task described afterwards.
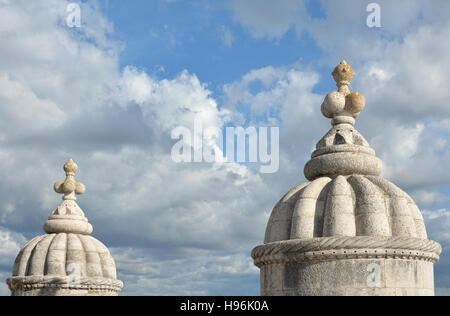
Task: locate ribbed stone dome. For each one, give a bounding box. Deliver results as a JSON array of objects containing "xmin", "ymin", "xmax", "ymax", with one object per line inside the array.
[
  {"xmin": 264, "ymin": 61, "xmax": 427, "ymax": 243},
  {"xmin": 8, "ymin": 233, "xmax": 122, "ymax": 294},
  {"xmin": 265, "ymin": 175, "xmax": 428, "ymax": 243},
  {"xmin": 252, "ymin": 61, "xmax": 441, "ymax": 296},
  {"xmin": 7, "ymin": 159, "xmax": 123, "ymax": 296}
]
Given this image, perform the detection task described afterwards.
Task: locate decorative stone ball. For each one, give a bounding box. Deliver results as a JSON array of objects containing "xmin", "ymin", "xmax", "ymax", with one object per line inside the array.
[
  {"xmin": 321, "ymin": 91, "xmax": 346, "ymax": 119},
  {"xmin": 62, "ymin": 180, "xmax": 76, "ymax": 194},
  {"xmin": 346, "ymin": 92, "xmax": 366, "ymax": 118},
  {"xmin": 75, "ymin": 182, "xmax": 86, "ymax": 195}
]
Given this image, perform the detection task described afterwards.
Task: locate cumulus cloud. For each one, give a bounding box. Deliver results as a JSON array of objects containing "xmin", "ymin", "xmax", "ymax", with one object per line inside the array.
[
  {"xmin": 0, "ymin": 226, "xmax": 27, "ymax": 267},
  {"xmin": 228, "ymin": 0, "xmax": 309, "ymax": 39},
  {"xmin": 228, "ymin": 0, "xmax": 450, "ymax": 59},
  {"xmin": 112, "ymin": 247, "xmax": 258, "ymax": 296},
  {"xmin": 0, "ymin": 226, "xmax": 28, "ymax": 296},
  {"xmin": 0, "ymin": 0, "xmax": 277, "ymax": 296},
  {"xmin": 218, "ymin": 25, "xmax": 234, "ymax": 48},
  {"xmin": 0, "ymin": 0, "xmax": 449, "ymax": 296}
]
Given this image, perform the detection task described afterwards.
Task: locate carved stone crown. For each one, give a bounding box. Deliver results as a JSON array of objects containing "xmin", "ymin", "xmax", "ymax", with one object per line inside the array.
[
  {"xmin": 322, "ymin": 60, "xmax": 365, "ymax": 124},
  {"xmin": 306, "ymin": 61, "xmax": 379, "ymax": 180},
  {"xmin": 44, "ymin": 159, "xmax": 92, "ymax": 235}
]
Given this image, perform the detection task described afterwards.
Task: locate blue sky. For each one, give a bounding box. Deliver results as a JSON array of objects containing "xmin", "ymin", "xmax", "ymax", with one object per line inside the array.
[
  {"xmin": 100, "ymin": 0, "xmax": 329, "ymax": 93},
  {"xmin": 0, "ymin": 0, "xmax": 449, "ymax": 296}
]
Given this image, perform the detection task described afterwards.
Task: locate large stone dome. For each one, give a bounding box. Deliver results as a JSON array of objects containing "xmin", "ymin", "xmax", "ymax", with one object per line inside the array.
[
  {"xmin": 252, "ymin": 61, "xmax": 442, "ymax": 296},
  {"xmin": 7, "ymin": 160, "xmax": 123, "ymax": 296},
  {"xmin": 265, "ymin": 175, "xmax": 428, "ymax": 243}
]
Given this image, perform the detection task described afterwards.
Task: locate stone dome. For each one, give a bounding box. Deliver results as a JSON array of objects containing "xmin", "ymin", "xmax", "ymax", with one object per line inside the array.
[
  {"xmin": 7, "ymin": 160, "xmax": 123, "ymax": 296},
  {"xmin": 265, "ymin": 61, "xmax": 427, "ymax": 243},
  {"xmin": 8, "ymin": 233, "xmax": 122, "ymax": 294},
  {"xmin": 252, "ymin": 61, "xmax": 441, "ymax": 296},
  {"xmin": 265, "ymin": 175, "xmax": 428, "ymax": 243}
]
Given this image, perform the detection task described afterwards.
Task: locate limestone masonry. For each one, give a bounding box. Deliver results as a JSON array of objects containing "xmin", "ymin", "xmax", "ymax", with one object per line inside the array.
[
  {"xmin": 7, "ymin": 159, "xmax": 123, "ymax": 296},
  {"xmin": 251, "ymin": 61, "xmax": 442, "ymax": 296}
]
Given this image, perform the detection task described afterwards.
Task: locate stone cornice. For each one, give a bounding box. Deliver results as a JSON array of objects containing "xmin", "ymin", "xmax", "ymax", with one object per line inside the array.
[
  {"xmin": 252, "ymin": 236, "xmax": 442, "ymax": 267},
  {"xmin": 7, "ymin": 276, "xmax": 123, "ymax": 293}
]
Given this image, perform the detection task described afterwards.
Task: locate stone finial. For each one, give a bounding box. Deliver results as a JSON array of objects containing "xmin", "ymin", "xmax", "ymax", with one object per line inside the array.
[
  {"xmin": 332, "ymin": 60, "xmax": 355, "ymax": 87},
  {"xmin": 44, "ymin": 159, "xmax": 92, "ymax": 235},
  {"xmin": 322, "ymin": 61, "xmax": 366, "ymax": 125},
  {"xmin": 305, "ymin": 61, "xmax": 381, "ymax": 180},
  {"xmin": 54, "ymin": 159, "xmax": 86, "ymax": 200}
]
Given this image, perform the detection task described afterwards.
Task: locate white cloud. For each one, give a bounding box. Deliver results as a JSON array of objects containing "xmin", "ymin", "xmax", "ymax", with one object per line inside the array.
[
  {"xmin": 0, "ymin": 0, "xmax": 276, "ymax": 296},
  {"xmin": 0, "ymin": 272, "xmax": 9, "ymax": 296},
  {"xmin": 112, "ymin": 247, "xmax": 258, "ymax": 296},
  {"xmin": 120, "ymin": 67, "xmax": 230, "ymax": 133},
  {"xmin": 228, "ymin": 0, "xmax": 309, "ymax": 39},
  {"xmin": 218, "ymin": 25, "xmax": 234, "ymax": 48},
  {"xmin": 0, "ymin": 74, "xmax": 66, "ymax": 130},
  {"xmin": 0, "ymin": 226, "xmax": 27, "ymax": 267},
  {"xmin": 412, "ymin": 190, "xmax": 450, "ymax": 210}
]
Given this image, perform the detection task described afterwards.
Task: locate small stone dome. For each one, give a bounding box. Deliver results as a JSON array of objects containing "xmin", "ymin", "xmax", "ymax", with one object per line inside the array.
[
  {"xmin": 265, "ymin": 175, "xmax": 428, "ymax": 243},
  {"xmin": 7, "ymin": 160, "xmax": 123, "ymax": 296},
  {"xmin": 8, "ymin": 233, "xmax": 122, "ymax": 294}
]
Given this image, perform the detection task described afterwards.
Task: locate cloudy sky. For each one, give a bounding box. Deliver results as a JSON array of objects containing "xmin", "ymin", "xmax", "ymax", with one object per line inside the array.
[{"xmin": 0, "ymin": 0, "xmax": 449, "ymax": 296}]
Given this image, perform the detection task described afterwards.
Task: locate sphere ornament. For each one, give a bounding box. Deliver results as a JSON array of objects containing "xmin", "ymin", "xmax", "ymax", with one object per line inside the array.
[
  {"xmin": 252, "ymin": 61, "xmax": 442, "ymax": 296},
  {"xmin": 322, "ymin": 60, "xmax": 366, "ymax": 120},
  {"xmin": 7, "ymin": 160, "xmax": 123, "ymax": 296}
]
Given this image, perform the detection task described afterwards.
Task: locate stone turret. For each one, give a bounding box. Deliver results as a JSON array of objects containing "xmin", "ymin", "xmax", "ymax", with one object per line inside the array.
[
  {"xmin": 252, "ymin": 61, "xmax": 442, "ymax": 296},
  {"xmin": 7, "ymin": 159, "xmax": 123, "ymax": 296}
]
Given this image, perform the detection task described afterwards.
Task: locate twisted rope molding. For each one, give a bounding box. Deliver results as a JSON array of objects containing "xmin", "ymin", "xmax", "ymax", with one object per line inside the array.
[
  {"xmin": 7, "ymin": 276, "xmax": 123, "ymax": 292},
  {"xmin": 252, "ymin": 236, "xmax": 442, "ymax": 267}
]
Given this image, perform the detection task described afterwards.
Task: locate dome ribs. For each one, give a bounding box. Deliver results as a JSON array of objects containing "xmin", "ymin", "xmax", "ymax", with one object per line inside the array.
[
  {"xmin": 46, "ymin": 233, "xmax": 67, "ymax": 276},
  {"xmin": 87, "ymin": 236, "xmax": 117, "ymax": 279},
  {"xmin": 348, "ymin": 175, "xmax": 391, "ymax": 237},
  {"xmin": 28, "ymin": 234, "xmax": 56, "ymax": 277},
  {"xmin": 66, "ymin": 233, "xmax": 86, "ymax": 277},
  {"xmin": 323, "ymin": 176, "xmax": 356, "ymax": 237},
  {"xmin": 13, "ymin": 235, "xmax": 45, "ymax": 277},
  {"xmin": 79, "ymin": 235, "xmax": 104, "ymax": 278},
  {"xmin": 264, "ymin": 182, "xmax": 310, "ymax": 243},
  {"xmin": 290, "ymin": 177, "xmax": 331, "ymax": 239},
  {"xmin": 365, "ymin": 176, "xmax": 418, "ymax": 238}
]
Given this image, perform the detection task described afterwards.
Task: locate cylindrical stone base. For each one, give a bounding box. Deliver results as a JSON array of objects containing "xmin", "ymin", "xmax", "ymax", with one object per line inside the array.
[
  {"xmin": 260, "ymin": 258, "xmax": 435, "ymax": 296},
  {"xmin": 10, "ymin": 288, "xmax": 119, "ymax": 296},
  {"xmin": 7, "ymin": 276, "xmax": 123, "ymax": 297},
  {"xmin": 252, "ymin": 237, "xmax": 441, "ymax": 296}
]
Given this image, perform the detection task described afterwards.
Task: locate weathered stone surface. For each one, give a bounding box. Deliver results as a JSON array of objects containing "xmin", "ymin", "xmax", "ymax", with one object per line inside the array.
[
  {"xmin": 7, "ymin": 159, "xmax": 123, "ymax": 296},
  {"xmin": 252, "ymin": 61, "xmax": 442, "ymax": 296}
]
